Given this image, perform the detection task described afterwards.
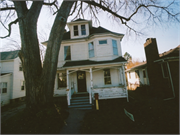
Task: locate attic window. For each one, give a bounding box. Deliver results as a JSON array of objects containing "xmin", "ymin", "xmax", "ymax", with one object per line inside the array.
[
  {"xmin": 81, "ymin": 25, "xmax": 86, "ymax": 35},
  {"xmin": 73, "ymin": 25, "xmax": 78, "ymax": 36}
]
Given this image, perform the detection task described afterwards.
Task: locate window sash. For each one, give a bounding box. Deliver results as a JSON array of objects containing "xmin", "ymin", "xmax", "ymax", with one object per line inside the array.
[
  {"xmin": 74, "ymin": 25, "xmax": 78, "ymax": 36},
  {"xmin": 99, "ymin": 40, "xmax": 107, "ymax": 44},
  {"xmin": 58, "ymin": 73, "xmax": 67, "ymax": 88},
  {"xmin": 64, "ymin": 46, "xmax": 71, "ymax": 60},
  {"xmin": 81, "ymin": 25, "xmax": 86, "ymax": 35},
  {"xmin": 88, "ymin": 42, "xmax": 94, "ymax": 58},
  {"xmin": 112, "ymin": 40, "xmax": 118, "ymax": 55},
  {"xmin": 104, "ymin": 69, "xmax": 111, "ymax": 84},
  {"xmin": 21, "ymin": 81, "xmax": 25, "ymax": 90},
  {"xmin": 1, "ymin": 82, "xmax": 7, "ymax": 93}
]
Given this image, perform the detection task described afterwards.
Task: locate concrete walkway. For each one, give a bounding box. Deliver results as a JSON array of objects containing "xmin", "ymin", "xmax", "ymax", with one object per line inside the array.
[{"xmin": 60, "ymin": 108, "xmax": 92, "ymax": 134}]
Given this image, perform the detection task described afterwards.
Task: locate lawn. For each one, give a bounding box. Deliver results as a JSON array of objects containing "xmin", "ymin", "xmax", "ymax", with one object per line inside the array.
[
  {"xmin": 80, "ymin": 98, "xmax": 179, "ymax": 134},
  {"xmin": 1, "ymin": 97, "xmax": 69, "ymax": 134}
]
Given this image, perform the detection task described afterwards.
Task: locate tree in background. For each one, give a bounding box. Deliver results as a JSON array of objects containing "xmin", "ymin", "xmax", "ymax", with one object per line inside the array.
[{"xmin": 0, "ymin": 0, "xmax": 179, "ymax": 112}]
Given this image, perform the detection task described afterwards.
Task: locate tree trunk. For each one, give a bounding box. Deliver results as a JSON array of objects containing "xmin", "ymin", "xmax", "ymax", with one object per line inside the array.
[{"xmin": 13, "ymin": 1, "xmax": 74, "ymax": 111}]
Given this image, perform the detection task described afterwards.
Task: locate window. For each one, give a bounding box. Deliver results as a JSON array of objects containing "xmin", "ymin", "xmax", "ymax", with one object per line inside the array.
[
  {"xmin": 135, "ymin": 70, "xmax": 139, "ymax": 78},
  {"xmin": 88, "ymin": 42, "xmax": 95, "ymax": 58},
  {"xmin": 73, "ymin": 25, "xmax": 78, "ymax": 36},
  {"xmin": 143, "ymin": 70, "xmax": 146, "ymax": 78},
  {"xmin": 19, "ymin": 63, "xmax": 23, "ymax": 71},
  {"xmin": 161, "ymin": 62, "xmax": 168, "ymax": 78},
  {"xmin": 58, "ymin": 73, "xmax": 67, "ymax": 88},
  {"xmin": 129, "ymin": 72, "xmax": 131, "ymax": 79},
  {"xmin": 0, "ymin": 82, "xmax": 7, "ymax": 93},
  {"xmin": 99, "ymin": 40, "xmax": 107, "ymax": 44},
  {"xmin": 21, "ymin": 81, "xmax": 25, "ymax": 90},
  {"xmin": 64, "ymin": 46, "xmax": 71, "ymax": 60},
  {"xmin": 112, "ymin": 39, "xmax": 118, "ymax": 55},
  {"xmin": 104, "ymin": 69, "xmax": 111, "ymax": 84},
  {"xmin": 81, "ymin": 25, "xmax": 86, "ymax": 35}
]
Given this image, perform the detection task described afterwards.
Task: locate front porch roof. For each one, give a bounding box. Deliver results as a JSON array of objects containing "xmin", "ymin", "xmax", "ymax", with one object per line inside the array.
[{"xmin": 62, "ymin": 56, "xmax": 127, "ymax": 68}]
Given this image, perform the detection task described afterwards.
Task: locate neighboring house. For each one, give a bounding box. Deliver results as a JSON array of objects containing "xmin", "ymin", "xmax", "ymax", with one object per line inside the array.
[
  {"xmin": 43, "ymin": 18, "xmax": 128, "ymax": 108},
  {"xmin": 126, "ymin": 38, "xmax": 179, "ymax": 100},
  {"xmin": 0, "ymin": 50, "xmax": 25, "ymax": 106},
  {"xmin": 126, "ymin": 62, "xmax": 149, "ymax": 90}
]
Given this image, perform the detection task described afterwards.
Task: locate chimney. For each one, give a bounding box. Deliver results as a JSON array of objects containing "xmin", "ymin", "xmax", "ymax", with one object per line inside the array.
[{"xmin": 144, "ymin": 38, "xmax": 164, "ymax": 97}]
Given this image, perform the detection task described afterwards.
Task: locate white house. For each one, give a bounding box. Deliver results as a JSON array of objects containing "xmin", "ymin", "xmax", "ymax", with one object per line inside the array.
[
  {"xmin": 125, "ymin": 62, "xmax": 149, "ymax": 90},
  {"xmin": 43, "ymin": 18, "xmax": 128, "ymax": 109},
  {"xmin": 0, "ymin": 50, "xmax": 25, "ymax": 106}
]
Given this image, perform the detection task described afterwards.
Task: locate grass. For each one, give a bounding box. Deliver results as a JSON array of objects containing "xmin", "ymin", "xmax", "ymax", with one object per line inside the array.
[
  {"xmin": 1, "ymin": 97, "xmax": 69, "ymax": 134},
  {"xmin": 80, "ymin": 98, "xmax": 179, "ymax": 134}
]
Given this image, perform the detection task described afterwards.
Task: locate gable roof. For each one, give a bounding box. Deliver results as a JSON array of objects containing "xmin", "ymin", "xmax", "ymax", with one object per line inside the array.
[
  {"xmin": 62, "ymin": 56, "xmax": 127, "ymax": 68},
  {"xmin": 0, "ymin": 50, "xmax": 20, "ymax": 61}
]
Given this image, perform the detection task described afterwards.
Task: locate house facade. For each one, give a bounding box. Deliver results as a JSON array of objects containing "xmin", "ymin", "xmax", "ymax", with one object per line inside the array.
[
  {"xmin": 0, "ymin": 50, "xmax": 25, "ymax": 106},
  {"xmin": 126, "ymin": 38, "xmax": 179, "ymax": 101},
  {"xmin": 43, "ymin": 19, "xmax": 128, "ymax": 107}
]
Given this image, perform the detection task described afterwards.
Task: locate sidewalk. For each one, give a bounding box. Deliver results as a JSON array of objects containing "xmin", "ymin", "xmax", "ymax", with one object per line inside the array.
[{"xmin": 60, "ymin": 108, "xmax": 92, "ymax": 134}]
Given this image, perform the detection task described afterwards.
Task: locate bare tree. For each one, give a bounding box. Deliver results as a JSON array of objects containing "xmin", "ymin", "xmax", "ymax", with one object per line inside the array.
[{"xmin": 0, "ymin": 0, "xmax": 179, "ymax": 112}]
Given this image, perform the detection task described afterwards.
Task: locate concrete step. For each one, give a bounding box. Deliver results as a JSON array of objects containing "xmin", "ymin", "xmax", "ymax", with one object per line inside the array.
[
  {"xmin": 71, "ymin": 98, "xmax": 89, "ymax": 102},
  {"xmin": 71, "ymin": 101, "xmax": 90, "ymax": 105},
  {"xmin": 72, "ymin": 96, "xmax": 89, "ymax": 100},
  {"xmin": 68, "ymin": 104, "xmax": 92, "ymax": 109}
]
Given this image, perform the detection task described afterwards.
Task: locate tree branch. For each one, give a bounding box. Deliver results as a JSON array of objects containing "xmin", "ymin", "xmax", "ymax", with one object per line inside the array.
[
  {"xmin": 0, "ymin": 18, "xmax": 19, "ymax": 39},
  {"xmin": 0, "ymin": 7, "xmax": 15, "ymax": 11}
]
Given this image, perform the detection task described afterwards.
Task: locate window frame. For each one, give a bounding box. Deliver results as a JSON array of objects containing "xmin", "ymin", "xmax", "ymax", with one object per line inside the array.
[
  {"xmin": 73, "ymin": 25, "xmax": 79, "ymax": 36},
  {"xmin": 112, "ymin": 39, "xmax": 118, "ymax": 55},
  {"xmin": 19, "ymin": 63, "xmax": 23, "ymax": 71},
  {"xmin": 104, "ymin": 69, "xmax": 112, "ymax": 85},
  {"xmin": 81, "ymin": 24, "xmax": 86, "ymax": 35},
  {"xmin": 21, "ymin": 81, "xmax": 25, "ymax": 91},
  {"xmin": 0, "ymin": 82, "xmax": 7, "ymax": 94},
  {"xmin": 88, "ymin": 42, "xmax": 95, "ymax": 58},
  {"xmin": 57, "ymin": 73, "xmax": 67, "ymax": 88},
  {"xmin": 64, "ymin": 46, "xmax": 71, "ymax": 61},
  {"xmin": 99, "ymin": 40, "xmax": 107, "ymax": 45}
]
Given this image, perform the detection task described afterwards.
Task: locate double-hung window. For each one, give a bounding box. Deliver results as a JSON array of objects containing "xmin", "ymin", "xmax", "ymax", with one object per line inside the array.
[
  {"xmin": 0, "ymin": 82, "xmax": 7, "ymax": 93},
  {"xmin": 58, "ymin": 73, "xmax": 67, "ymax": 88},
  {"xmin": 19, "ymin": 63, "xmax": 23, "ymax": 71},
  {"xmin": 104, "ymin": 69, "xmax": 111, "ymax": 85},
  {"xmin": 64, "ymin": 46, "xmax": 71, "ymax": 60},
  {"xmin": 88, "ymin": 42, "xmax": 94, "ymax": 58},
  {"xmin": 21, "ymin": 81, "xmax": 25, "ymax": 90},
  {"xmin": 73, "ymin": 25, "xmax": 78, "ymax": 36},
  {"xmin": 112, "ymin": 39, "xmax": 118, "ymax": 55},
  {"xmin": 81, "ymin": 25, "xmax": 86, "ymax": 35}
]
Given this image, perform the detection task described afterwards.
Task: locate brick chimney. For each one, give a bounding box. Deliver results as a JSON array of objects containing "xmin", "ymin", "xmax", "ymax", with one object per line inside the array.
[{"xmin": 144, "ymin": 38, "xmax": 164, "ymax": 97}]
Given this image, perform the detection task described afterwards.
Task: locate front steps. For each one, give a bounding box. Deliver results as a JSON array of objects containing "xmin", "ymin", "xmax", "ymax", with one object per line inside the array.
[{"xmin": 68, "ymin": 92, "xmax": 92, "ymax": 109}]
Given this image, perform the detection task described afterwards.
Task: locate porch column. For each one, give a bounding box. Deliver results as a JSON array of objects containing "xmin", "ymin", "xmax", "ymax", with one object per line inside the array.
[
  {"xmin": 119, "ymin": 67, "xmax": 124, "ymax": 85},
  {"xmin": 66, "ymin": 70, "xmax": 70, "ymax": 105},
  {"xmin": 90, "ymin": 68, "xmax": 93, "ymax": 88},
  {"xmin": 89, "ymin": 68, "xmax": 93, "ymax": 104},
  {"xmin": 122, "ymin": 65, "xmax": 129, "ymax": 102}
]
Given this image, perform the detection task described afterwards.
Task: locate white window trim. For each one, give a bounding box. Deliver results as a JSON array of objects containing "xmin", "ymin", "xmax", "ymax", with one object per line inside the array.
[{"xmin": 103, "ymin": 69, "xmax": 112, "ymax": 85}]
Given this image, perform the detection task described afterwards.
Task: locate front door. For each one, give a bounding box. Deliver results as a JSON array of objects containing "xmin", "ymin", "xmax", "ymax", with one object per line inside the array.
[{"xmin": 77, "ymin": 71, "xmax": 87, "ymax": 92}]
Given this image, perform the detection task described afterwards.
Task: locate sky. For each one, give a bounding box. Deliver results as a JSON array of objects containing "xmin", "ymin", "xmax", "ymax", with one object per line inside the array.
[{"xmin": 1, "ymin": 1, "xmax": 180, "ymax": 62}]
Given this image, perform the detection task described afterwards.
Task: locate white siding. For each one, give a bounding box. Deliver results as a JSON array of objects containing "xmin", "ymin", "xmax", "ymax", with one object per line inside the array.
[
  {"xmin": 0, "ymin": 60, "xmax": 14, "ymax": 73},
  {"xmin": 0, "ymin": 74, "xmax": 13, "ymax": 106},
  {"xmin": 12, "ymin": 58, "xmax": 25, "ymax": 99}
]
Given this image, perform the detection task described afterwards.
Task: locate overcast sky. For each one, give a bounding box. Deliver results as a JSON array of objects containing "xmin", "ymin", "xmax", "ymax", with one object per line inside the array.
[{"xmin": 1, "ymin": 1, "xmax": 180, "ymax": 62}]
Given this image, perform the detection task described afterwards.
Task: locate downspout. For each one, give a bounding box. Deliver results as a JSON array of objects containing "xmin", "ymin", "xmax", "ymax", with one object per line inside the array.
[{"xmin": 164, "ymin": 61, "xmax": 175, "ymax": 100}]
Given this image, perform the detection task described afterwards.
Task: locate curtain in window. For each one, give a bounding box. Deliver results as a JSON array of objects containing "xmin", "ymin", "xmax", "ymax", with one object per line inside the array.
[
  {"xmin": 112, "ymin": 40, "xmax": 118, "ymax": 55},
  {"xmin": 88, "ymin": 42, "xmax": 94, "ymax": 58},
  {"xmin": 64, "ymin": 46, "xmax": 71, "ymax": 60}
]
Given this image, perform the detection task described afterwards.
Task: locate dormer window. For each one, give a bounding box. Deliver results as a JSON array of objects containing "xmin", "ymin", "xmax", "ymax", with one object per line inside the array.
[
  {"xmin": 81, "ymin": 25, "xmax": 86, "ymax": 35},
  {"xmin": 73, "ymin": 25, "xmax": 78, "ymax": 36}
]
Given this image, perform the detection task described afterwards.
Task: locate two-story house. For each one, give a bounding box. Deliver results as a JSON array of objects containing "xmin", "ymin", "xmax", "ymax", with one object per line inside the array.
[
  {"xmin": 0, "ymin": 50, "xmax": 25, "ymax": 106},
  {"xmin": 43, "ymin": 19, "xmax": 128, "ymax": 109}
]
